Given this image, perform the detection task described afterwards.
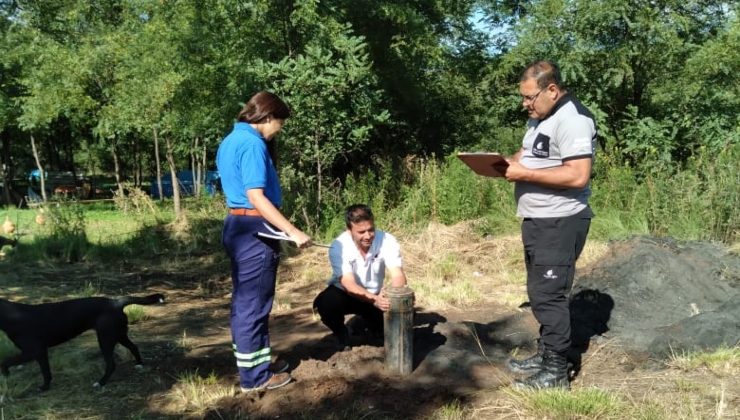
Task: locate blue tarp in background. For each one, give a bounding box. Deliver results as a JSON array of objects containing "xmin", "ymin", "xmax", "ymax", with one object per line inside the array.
[{"xmin": 150, "ymin": 170, "xmax": 220, "ymax": 198}]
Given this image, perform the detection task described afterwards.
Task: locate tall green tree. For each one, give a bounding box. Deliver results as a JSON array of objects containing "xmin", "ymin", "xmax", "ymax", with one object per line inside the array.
[{"xmin": 481, "ymin": 0, "xmax": 738, "ymax": 169}]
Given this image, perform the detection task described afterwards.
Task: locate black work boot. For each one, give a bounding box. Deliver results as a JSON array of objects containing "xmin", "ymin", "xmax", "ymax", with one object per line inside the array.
[
  {"xmin": 507, "ymin": 340, "xmax": 544, "ymax": 374},
  {"xmin": 513, "ymin": 350, "xmax": 570, "ymax": 390}
]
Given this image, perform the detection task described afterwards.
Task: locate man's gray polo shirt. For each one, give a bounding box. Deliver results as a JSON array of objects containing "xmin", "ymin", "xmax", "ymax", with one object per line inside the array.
[{"xmin": 515, "ymin": 94, "xmax": 597, "ymax": 218}]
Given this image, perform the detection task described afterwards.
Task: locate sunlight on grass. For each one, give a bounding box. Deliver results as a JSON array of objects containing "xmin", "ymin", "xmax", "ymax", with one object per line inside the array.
[
  {"xmin": 178, "ymin": 330, "xmax": 194, "ymax": 352},
  {"xmin": 415, "ymin": 277, "xmax": 482, "ymax": 309},
  {"xmin": 489, "ymin": 289, "xmax": 527, "ymax": 308},
  {"xmin": 278, "ymin": 249, "xmax": 331, "ymax": 286},
  {"xmin": 73, "ymin": 281, "xmax": 101, "ymax": 298},
  {"xmin": 729, "ymin": 241, "xmax": 740, "ymax": 255},
  {"xmin": 673, "ymin": 378, "xmax": 701, "ymax": 393},
  {"xmin": 429, "ymin": 399, "xmax": 469, "ymax": 420},
  {"xmin": 506, "ymin": 387, "xmax": 625, "ymax": 419},
  {"xmin": 577, "ymin": 240, "xmax": 609, "ymax": 270},
  {"xmin": 124, "ymin": 304, "xmax": 149, "ymax": 324},
  {"xmin": 667, "ymin": 345, "xmax": 740, "ymax": 375},
  {"xmin": 400, "ymin": 222, "xmax": 526, "ymax": 311},
  {"xmin": 162, "ymin": 370, "xmax": 234, "ymax": 416},
  {"xmin": 272, "ymin": 296, "xmax": 294, "ymax": 313}
]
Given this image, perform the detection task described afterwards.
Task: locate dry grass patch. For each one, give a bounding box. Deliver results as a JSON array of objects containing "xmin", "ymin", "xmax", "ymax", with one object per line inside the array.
[
  {"xmin": 279, "ymin": 247, "xmax": 329, "ymax": 286},
  {"xmin": 667, "ymin": 345, "xmax": 740, "ymax": 376},
  {"xmin": 158, "ymin": 370, "xmax": 234, "ymax": 416},
  {"xmin": 275, "ymin": 221, "xmax": 611, "ymax": 313},
  {"xmin": 474, "ymin": 384, "xmax": 728, "ymax": 420},
  {"xmin": 429, "ymin": 399, "xmax": 471, "ymax": 420},
  {"xmin": 576, "ymin": 240, "xmax": 609, "ymax": 270},
  {"xmin": 399, "ymin": 221, "xmax": 524, "ymax": 311}
]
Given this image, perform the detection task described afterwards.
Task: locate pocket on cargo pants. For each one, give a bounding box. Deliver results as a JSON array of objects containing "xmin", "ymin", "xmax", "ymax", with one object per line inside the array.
[{"xmin": 527, "ymin": 249, "xmax": 574, "ymax": 306}]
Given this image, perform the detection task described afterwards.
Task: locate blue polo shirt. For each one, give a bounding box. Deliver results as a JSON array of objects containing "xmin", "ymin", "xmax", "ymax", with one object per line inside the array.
[{"xmin": 216, "ymin": 122, "xmax": 282, "ymax": 209}]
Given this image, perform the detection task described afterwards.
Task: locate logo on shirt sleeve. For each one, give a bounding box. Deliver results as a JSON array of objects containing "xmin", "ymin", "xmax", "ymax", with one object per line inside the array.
[{"xmin": 532, "ymin": 133, "xmax": 550, "ymax": 158}]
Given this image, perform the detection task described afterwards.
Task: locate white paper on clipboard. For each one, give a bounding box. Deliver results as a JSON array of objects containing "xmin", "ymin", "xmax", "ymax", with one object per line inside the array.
[{"xmin": 258, "ymin": 223, "xmax": 330, "ymax": 248}]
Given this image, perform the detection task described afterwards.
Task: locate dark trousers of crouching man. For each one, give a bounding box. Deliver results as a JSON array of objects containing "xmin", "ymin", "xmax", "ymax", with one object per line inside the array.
[
  {"xmin": 515, "ymin": 207, "xmax": 591, "ymax": 388},
  {"xmin": 313, "ymin": 285, "xmax": 383, "ymax": 348},
  {"xmin": 222, "ymin": 215, "xmax": 281, "ymax": 388}
]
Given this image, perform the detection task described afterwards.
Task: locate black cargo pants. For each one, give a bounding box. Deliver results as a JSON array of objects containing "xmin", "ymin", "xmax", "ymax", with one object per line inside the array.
[
  {"xmin": 313, "ymin": 285, "xmax": 384, "ymax": 341},
  {"xmin": 522, "ymin": 207, "xmax": 592, "ymax": 354}
]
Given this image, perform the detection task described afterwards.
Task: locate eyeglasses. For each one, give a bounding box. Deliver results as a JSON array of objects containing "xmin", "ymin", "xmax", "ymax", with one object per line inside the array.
[{"xmin": 521, "ymin": 88, "xmax": 544, "ymax": 104}]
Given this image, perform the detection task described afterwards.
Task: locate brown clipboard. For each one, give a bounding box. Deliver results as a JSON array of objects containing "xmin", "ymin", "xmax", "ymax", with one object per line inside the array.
[{"xmin": 457, "ymin": 152, "xmax": 509, "ymax": 178}]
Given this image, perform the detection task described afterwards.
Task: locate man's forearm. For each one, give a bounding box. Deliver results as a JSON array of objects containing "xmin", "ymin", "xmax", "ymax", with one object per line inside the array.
[
  {"xmin": 505, "ymin": 157, "xmax": 591, "ymax": 189},
  {"xmin": 388, "ymin": 267, "xmax": 407, "ymax": 288},
  {"xmin": 340, "ymin": 277, "xmax": 376, "ymax": 303}
]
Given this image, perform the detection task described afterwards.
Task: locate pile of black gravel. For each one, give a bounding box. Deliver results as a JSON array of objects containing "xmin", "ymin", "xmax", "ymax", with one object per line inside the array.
[{"xmin": 570, "ymin": 236, "xmax": 740, "ymax": 357}]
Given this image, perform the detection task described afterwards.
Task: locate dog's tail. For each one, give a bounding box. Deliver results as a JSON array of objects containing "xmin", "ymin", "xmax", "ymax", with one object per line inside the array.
[{"xmin": 115, "ymin": 293, "xmax": 165, "ymax": 308}]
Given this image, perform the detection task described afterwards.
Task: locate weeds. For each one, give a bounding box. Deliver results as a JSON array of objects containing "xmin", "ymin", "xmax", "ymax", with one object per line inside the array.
[
  {"xmin": 667, "ymin": 345, "xmax": 740, "ymax": 375},
  {"xmin": 163, "ymin": 370, "xmax": 233, "ymax": 415},
  {"xmin": 74, "ymin": 281, "xmax": 100, "ymax": 298},
  {"xmin": 113, "ymin": 183, "xmax": 158, "ymax": 216},
  {"xmin": 124, "ymin": 305, "xmax": 149, "ymax": 324},
  {"xmin": 39, "ymin": 202, "xmax": 88, "ymax": 262},
  {"xmin": 506, "ymin": 387, "xmax": 625, "ymax": 419},
  {"xmin": 430, "ymin": 399, "xmax": 470, "ymax": 420}
]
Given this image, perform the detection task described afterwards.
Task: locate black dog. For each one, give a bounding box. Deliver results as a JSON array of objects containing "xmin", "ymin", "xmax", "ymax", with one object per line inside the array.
[
  {"xmin": 0, "ymin": 293, "xmax": 164, "ymax": 390},
  {"xmin": 0, "ymin": 235, "xmax": 16, "ymax": 248}
]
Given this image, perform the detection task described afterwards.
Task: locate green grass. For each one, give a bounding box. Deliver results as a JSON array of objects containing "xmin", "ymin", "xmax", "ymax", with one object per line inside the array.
[
  {"xmin": 508, "ymin": 387, "xmax": 626, "ymax": 419},
  {"xmin": 429, "ymin": 399, "xmax": 470, "ymax": 420},
  {"xmin": 71, "ymin": 281, "xmax": 101, "ymax": 298},
  {"xmin": 668, "ymin": 345, "xmax": 740, "ymax": 375},
  {"xmin": 123, "ymin": 305, "xmax": 149, "ymax": 324},
  {"xmin": 162, "ymin": 370, "xmax": 234, "ymax": 416}
]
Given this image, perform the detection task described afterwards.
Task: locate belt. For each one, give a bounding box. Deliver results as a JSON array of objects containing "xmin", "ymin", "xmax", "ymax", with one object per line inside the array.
[{"xmin": 229, "ymin": 208, "xmax": 262, "ymax": 216}]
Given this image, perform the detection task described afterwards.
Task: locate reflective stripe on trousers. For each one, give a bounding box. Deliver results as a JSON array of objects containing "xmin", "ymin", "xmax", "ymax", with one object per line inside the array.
[{"xmin": 222, "ymin": 214, "xmax": 281, "ymax": 388}]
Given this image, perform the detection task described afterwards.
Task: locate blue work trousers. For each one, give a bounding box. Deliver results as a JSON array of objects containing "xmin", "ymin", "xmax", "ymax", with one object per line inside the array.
[{"xmin": 222, "ymin": 214, "xmax": 281, "ymax": 388}]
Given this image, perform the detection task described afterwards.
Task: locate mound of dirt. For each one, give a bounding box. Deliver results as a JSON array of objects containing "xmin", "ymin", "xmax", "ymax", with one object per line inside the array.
[{"xmin": 571, "ymin": 236, "xmax": 740, "ymax": 357}]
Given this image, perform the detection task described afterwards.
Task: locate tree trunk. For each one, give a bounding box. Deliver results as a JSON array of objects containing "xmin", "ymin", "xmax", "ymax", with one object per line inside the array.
[
  {"xmin": 190, "ymin": 137, "xmax": 199, "ymax": 196},
  {"xmin": 201, "ymin": 141, "xmax": 207, "ymax": 195},
  {"xmin": 30, "ymin": 134, "xmax": 47, "ymax": 203},
  {"xmin": 133, "ymin": 136, "xmax": 140, "ymax": 187},
  {"xmin": 315, "ymin": 134, "xmax": 322, "ymax": 229},
  {"xmin": 1, "ymin": 130, "xmax": 12, "ymax": 206},
  {"xmin": 153, "ymin": 127, "xmax": 163, "ymax": 201},
  {"xmin": 164, "ymin": 135, "xmax": 182, "ymax": 219},
  {"xmin": 195, "ymin": 137, "xmax": 201, "ymax": 196},
  {"xmin": 67, "ymin": 133, "xmax": 77, "ymax": 181},
  {"xmin": 111, "ymin": 138, "xmax": 125, "ymax": 203}
]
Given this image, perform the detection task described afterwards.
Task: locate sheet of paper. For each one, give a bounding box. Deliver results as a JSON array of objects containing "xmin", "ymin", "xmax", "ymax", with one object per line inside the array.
[{"xmin": 259, "ymin": 223, "xmax": 330, "ymax": 248}]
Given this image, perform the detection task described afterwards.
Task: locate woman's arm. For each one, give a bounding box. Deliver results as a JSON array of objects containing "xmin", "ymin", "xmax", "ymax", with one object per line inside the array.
[{"xmin": 247, "ymin": 188, "xmax": 312, "ymax": 247}]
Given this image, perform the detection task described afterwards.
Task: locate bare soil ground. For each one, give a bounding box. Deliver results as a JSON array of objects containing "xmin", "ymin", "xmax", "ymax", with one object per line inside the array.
[{"xmin": 0, "ymin": 234, "xmax": 738, "ymax": 419}]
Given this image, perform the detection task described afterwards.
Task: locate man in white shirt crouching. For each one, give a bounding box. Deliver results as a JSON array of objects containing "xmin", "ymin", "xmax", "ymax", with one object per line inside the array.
[{"xmin": 313, "ymin": 204, "xmax": 408, "ymax": 350}]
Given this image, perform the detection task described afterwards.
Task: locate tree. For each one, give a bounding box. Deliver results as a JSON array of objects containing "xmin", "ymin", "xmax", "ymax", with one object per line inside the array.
[
  {"xmin": 480, "ymin": 0, "xmax": 738, "ymax": 167},
  {"xmin": 253, "ymin": 31, "xmax": 389, "ymax": 228}
]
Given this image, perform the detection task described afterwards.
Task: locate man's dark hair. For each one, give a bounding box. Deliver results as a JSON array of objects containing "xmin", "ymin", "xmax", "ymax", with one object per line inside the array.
[
  {"xmin": 520, "ymin": 60, "xmax": 564, "ymax": 90},
  {"xmin": 345, "ymin": 204, "xmax": 374, "ymax": 228}
]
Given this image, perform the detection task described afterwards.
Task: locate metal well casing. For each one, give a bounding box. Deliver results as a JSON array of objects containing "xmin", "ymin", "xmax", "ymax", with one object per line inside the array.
[{"xmin": 383, "ymin": 286, "xmax": 415, "ymax": 375}]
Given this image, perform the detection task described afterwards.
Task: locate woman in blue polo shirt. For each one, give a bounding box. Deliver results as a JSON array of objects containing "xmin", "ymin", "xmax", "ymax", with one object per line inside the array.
[{"xmin": 216, "ymin": 91, "xmax": 311, "ymax": 392}]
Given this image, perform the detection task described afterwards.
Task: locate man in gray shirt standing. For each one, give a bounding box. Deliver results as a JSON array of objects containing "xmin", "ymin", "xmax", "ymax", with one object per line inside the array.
[{"xmin": 499, "ymin": 60, "xmax": 596, "ymax": 389}]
